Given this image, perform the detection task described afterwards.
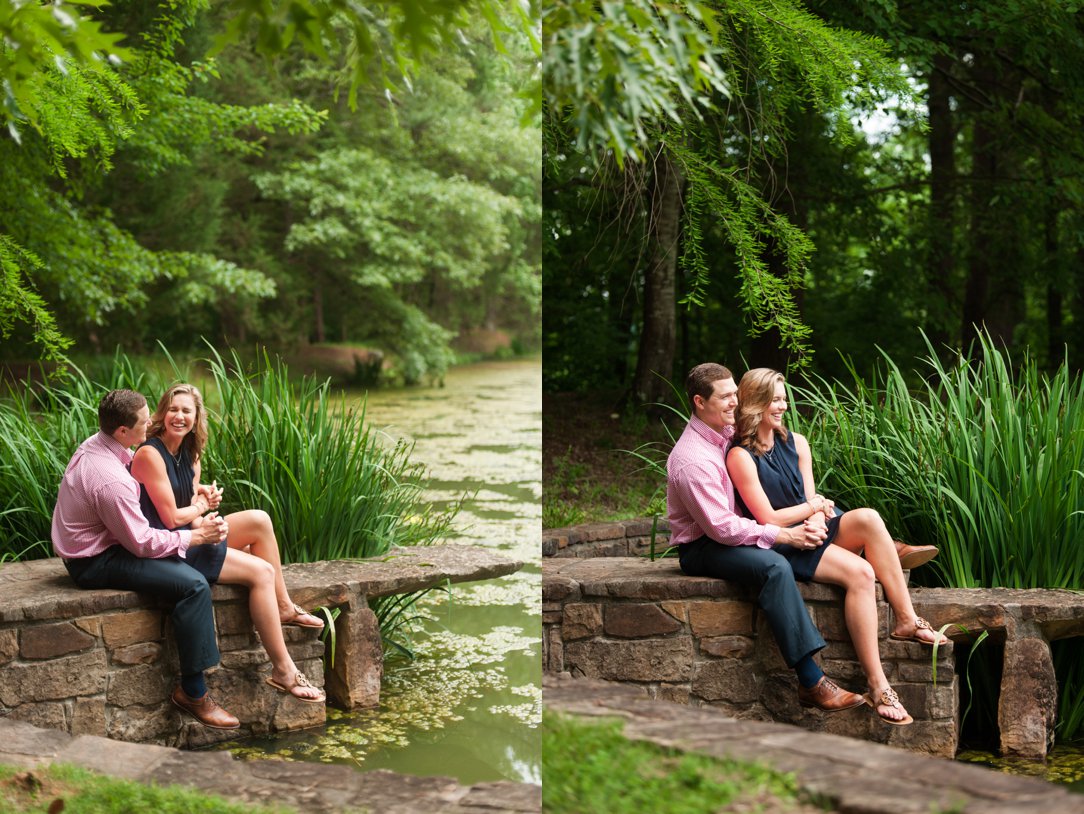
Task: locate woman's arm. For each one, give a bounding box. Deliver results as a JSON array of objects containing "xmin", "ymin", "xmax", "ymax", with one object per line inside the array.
[
  {"xmin": 726, "ymin": 446, "xmax": 822, "ymax": 527},
  {"xmin": 130, "ymin": 446, "xmax": 208, "ymax": 530},
  {"xmin": 794, "ymin": 433, "xmax": 834, "ymax": 521}
]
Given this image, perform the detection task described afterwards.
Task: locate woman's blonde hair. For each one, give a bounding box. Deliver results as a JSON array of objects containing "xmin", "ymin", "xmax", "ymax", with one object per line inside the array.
[
  {"xmin": 736, "ymin": 368, "xmax": 787, "ymax": 454},
  {"xmin": 148, "ymin": 383, "xmax": 208, "ymax": 461}
]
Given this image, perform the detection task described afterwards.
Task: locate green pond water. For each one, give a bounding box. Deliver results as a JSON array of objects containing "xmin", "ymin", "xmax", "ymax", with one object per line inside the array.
[{"xmin": 226, "ymin": 357, "xmax": 541, "ymax": 785}]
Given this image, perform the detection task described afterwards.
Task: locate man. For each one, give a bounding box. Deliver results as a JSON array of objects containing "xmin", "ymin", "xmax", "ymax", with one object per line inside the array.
[
  {"xmin": 51, "ymin": 389, "xmax": 239, "ymax": 729},
  {"xmin": 667, "ymin": 363, "xmax": 864, "ymax": 712}
]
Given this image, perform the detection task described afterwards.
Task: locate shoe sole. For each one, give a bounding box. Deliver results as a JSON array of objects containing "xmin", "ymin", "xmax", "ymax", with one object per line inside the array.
[
  {"xmin": 899, "ymin": 549, "xmax": 938, "ymax": 570},
  {"xmin": 798, "ymin": 696, "xmax": 866, "ymax": 712},
  {"xmin": 171, "ymin": 696, "xmax": 241, "ymax": 730}
]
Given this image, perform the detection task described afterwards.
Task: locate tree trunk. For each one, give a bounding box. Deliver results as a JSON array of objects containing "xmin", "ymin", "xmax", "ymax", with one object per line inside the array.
[
  {"xmin": 313, "ymin": 280, "xmax": 326, "ymax": 344},
  {"xmin": 927, "ymin": 52, "xmax": 957, "ymax": 351},
  {"xmin": 631, "ymin": 148, "xmax": 682, "ymax": 408}
]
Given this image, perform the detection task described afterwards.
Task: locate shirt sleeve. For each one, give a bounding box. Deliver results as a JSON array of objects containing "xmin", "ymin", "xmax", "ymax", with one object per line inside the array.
[
  {"xmin": 673, "ymin": 460, "xmax": 780, "ymax": 549},
  {"xmin": 93, "ymin": 477, "xmax": 192, "ymax": 559}
]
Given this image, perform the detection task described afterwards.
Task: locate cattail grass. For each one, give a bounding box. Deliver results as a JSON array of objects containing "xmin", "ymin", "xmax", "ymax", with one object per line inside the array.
[
  {"xmin": 794, "ymin": 332, "xmax": 1084, "ymax": 591},
  {"xmin": 201, "ymin": 347, "xmax": 458, "ymax": 562}
]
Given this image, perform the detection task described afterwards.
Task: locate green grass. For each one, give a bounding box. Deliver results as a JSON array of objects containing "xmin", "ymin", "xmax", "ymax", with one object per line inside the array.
[
  {"xmin": 0, "ymin": 762, "xmax": 296, "ymax": 814},
  {"xmin": 542, "ymin": 712, "xmax": 828, "ymax": 814}
]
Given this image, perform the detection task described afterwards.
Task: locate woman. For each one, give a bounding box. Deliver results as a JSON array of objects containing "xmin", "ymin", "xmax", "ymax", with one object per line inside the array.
[
  {"xmin": 130, "ymin": 383, "xmax": 325, "ymax": 704},
  {"xmin": 727, "ymin": 369, "xmax": 949, "ymax": 726}
]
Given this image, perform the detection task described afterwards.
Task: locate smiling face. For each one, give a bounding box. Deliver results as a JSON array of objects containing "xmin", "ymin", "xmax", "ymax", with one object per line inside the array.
[
  {"xmin": 162, "ymin": 393, "xmax": 197, "ymax": 445},
  {"xmin": 693, "ymin": 377, "xmax": 738, "ymax": 433},
  {"xmin": 761, "ymin": 379, "xmax": 788, "ymax": 433}
]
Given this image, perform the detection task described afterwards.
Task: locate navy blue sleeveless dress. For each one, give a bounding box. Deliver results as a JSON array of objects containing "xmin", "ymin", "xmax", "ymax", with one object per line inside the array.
[
  {"xmin": 137, "ymin": 437, "xmax": 227, "ymax": 583},
  {"xmin": 736, "ymin": 431, "xmax": 840, "ymax": 582}
]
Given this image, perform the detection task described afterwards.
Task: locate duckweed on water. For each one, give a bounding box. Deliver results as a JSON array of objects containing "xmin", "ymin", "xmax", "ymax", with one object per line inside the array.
[
  {"xmin": 420, "ymin": 578, "xmax": 540, "ymax": 612},
  {"xmin": 957, "ymin": 744, "xmax": 1084, "ymax": 786},
  {"xmin": 229, "ymin": 623, "xmax": 540, "ymax": 765}
]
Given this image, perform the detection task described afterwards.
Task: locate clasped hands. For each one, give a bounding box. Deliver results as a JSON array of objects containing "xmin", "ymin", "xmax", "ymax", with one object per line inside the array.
[{"xmin": 189, "ymin": 481, "xmax": 228, "ymax": 545}]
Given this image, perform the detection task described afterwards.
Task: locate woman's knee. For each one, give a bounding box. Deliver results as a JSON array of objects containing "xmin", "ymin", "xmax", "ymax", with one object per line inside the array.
[
  {"xmin": 844, "ymin": 559, "xmax": 876, "ymax": 593},
  {"xmin": 851, "ymin": 507, "xmax": 886, "ymax": 533}
]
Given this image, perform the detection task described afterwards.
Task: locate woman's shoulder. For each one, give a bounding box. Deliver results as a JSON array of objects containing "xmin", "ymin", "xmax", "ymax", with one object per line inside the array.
[{"xmin": 133, "ymin": 437, "xmax": 168, "ymax": 465}]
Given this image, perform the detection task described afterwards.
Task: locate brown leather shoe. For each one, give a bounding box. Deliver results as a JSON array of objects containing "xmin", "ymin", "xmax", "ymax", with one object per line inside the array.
[
  {"xmin": 797, "ymin": 675, "xmax": 866, "ymax": 712},
  {"xmin": 171, "ymin": 686, "xmax": 240, "ymax": 730},
  {"xmin": 894, "ymin": 540, "xmax": 939, "ymax": 570}
]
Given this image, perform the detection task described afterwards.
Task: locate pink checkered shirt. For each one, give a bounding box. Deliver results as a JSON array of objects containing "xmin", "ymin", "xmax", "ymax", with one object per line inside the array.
[
  {"xmin": 666, "ymin": 415, "xmax": 780, "ymax": 548},
  {"xmin": 51, "ymin": 431, "xmax": 191, "ymax": 560}
]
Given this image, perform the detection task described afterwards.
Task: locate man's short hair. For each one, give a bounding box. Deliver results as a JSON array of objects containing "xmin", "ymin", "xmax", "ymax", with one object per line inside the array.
[
  {"xmin": 685, "ymin": 363, "xmax": 734, "ymax": 405},
  {"xmin": 99, "ymin": 389, "xmax": 147, "ymax": 435}
]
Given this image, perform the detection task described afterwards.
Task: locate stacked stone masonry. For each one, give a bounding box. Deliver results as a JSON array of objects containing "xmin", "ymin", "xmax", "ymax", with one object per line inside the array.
[
  {"xmin": 542, "ymin": 519, "xmax": 1084, "ymax": 760},
  {"xmin": 0, "ymin": 545, "xmax": 522, "ymax": 750}
]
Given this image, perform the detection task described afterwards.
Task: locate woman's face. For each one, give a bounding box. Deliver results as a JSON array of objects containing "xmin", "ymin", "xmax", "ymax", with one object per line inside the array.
[
  {"xmin": 760, "ymin": 380, "xmax": 787, "ymax": 432},
  {"xmin": 162, "ymin": 393, "xmax": 198, "ymax": 442}
]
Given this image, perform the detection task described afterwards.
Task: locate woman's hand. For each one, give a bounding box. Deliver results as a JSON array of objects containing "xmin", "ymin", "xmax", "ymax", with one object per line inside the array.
[{"xmin": 197, "ymin": 481, "xmax": 223, "ymax": 511}]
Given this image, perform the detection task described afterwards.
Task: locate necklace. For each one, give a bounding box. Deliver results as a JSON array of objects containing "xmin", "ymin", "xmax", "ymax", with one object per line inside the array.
[
  {"xmin": 763, "ymin": 443, "xmax": 775, "ymax": 462},
  {"xmin": 168, "ymin": 445, "xmax": 183, "ymax": 468}
]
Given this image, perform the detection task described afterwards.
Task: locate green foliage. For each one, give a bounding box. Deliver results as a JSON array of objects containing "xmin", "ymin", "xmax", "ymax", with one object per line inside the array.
[
  {"xmin": 0, "ymin": 760, "xmax": 295, "ymax": 814},
  {"xmin": 542, "ymin": 712, "xmax": 824, "ymax": 814},
  {"xmin": 0, "ymin": 236, "xmax": 71, "ymax": 363},
  {"xmin": 796, "ymin": 332, "xmax": 1084, "ymax": 591},
  {"xmin": 1, "ymin": 0, "xmax": 539, "ymax": 365},
  {"xmin": 200, "ymin": 346, "xmax": 460, "ymax": 562},
  {"xmin": 0, "ymin": 0, "xmax": 133, "ymax": 139},
  {"xmin": 543, "ymin": 1, "xmax": 731, "ymax": 164}
]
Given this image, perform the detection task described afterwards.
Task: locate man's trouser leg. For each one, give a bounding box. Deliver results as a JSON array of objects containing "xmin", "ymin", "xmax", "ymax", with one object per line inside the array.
[
  {"xmin": 678, "ymin": 537, "xmax": 825, "ymax": 667},
  {"xmin": 65, "ymin": 546, "xmax": 220, "ymax": 675}
]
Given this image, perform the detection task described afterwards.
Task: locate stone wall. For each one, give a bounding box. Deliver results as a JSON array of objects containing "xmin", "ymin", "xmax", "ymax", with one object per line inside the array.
[
  {"xmin": 0, "ymin": 545, "xmax": 522, "ymax": 750},
  {"xmin": 543, "ymin": 556, "xmax": 959, "ymax": 757},
  {"xmin": 541, "ymin": 520, "xmax": 1084, "ymax": 760},
  {"xmin": 542, "ymin": 517, "xmax": 669, "ymax": 559}
]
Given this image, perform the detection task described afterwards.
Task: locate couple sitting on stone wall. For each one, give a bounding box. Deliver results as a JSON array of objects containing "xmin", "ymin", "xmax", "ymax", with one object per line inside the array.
[
  {"xmin": 51, "ymin": 386, "xmax": 326, "ymax": 730},
  {"xmin": 667, "ymin": 363, "xmax": 950, "ymax": 727}
]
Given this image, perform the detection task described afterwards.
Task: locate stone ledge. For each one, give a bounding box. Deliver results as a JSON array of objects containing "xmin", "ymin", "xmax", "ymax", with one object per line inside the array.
[
  {"xmin": 0, "ymin": 546, "xmax": 524, "ymax": 623},
  {"xmin": 0, "ymin": 717, "xmax": 541, "ymax": 813},
  {"xmin": 0, "ymin": 545, "xmax": 524, "ymax": 749},
  {"xmin": 544, "ymin": 675, "xmax": 1082, "ymax": 814}
]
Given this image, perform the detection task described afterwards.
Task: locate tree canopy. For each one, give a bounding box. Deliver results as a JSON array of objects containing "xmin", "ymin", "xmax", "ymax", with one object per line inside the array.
[
  {"xmin": 0, "ymin": 0, "xmax": 540, "ymax": 378},
  {"xmin": 543, "ymin": 0, "xmax": 1084, "ymax": 397}
]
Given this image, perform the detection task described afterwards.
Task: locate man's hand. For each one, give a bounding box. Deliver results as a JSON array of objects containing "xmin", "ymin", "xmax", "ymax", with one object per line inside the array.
[
  {"xmin": 777, "ymin": 521, "xmax": 827, "ymax": 551},
  {"xmin": 189, "ymin": 512, "xmax": 229, "ymax": 545}
]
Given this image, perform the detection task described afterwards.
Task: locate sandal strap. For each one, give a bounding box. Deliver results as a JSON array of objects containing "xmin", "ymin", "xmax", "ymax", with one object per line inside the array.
[
  {"xmin": 294, "ymin": 671, "xmax": 314, "ymax": 689},
  {"xmin": 914, "ymin": 617, "xmax": 933, "ymax": 631},
  {"xmin": 876, "ymin": 687, "xmax": 902, "ymax": 708}
]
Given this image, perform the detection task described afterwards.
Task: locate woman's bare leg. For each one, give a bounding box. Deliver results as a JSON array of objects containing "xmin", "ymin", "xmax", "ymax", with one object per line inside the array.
[
  {"xmin": 813, "ymin": 545, "xmax": 909, "ymax": 723},
  {"xmin": 224, "ymin": 509, "xmax": 322, "ymax": 627},
  {"xmin": 832, "ymin": 509, "xmax": 947, "ymax": 645},
  {"xmin": 217, "ymin": 548, "xmax": 323, "ymax": 700}
]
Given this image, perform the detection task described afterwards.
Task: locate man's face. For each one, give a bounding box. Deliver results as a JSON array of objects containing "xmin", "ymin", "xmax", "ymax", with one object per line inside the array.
[
  {"xmin": 694, "ymin": 377, "xmax": 738, "ymax": 432},
  {"xmin": 117, "ymin": 405, "xmax": 151, "ymax": 448}
]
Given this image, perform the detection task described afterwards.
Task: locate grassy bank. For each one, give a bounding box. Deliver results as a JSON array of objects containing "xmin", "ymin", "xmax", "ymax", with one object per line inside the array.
[
  {"xmin": 542, "ymin": 712, "xmax": 829, "ymax": 814},
  {"xmin": 0, "ymin": 763, "xmax": 293, "ymax": 814}
]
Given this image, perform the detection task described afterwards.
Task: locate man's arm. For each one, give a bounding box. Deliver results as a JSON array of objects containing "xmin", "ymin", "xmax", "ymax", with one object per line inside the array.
[
  {"xmin": 672, "ymin": 461, "xmax": 780, "ymax": 549},
  {"xmin": 93, "ymin": 477, "xmax": 214, "ymax": 559}
]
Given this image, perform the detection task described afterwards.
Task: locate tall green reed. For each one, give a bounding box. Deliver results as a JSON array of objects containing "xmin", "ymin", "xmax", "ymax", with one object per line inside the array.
[
  {"xmin": 795, "ymin": 332, "xmax": 1084, "ymax": 591},
  {"xmin": 201, "ymin": 347, "xmax": 459, "ymax": 562}
]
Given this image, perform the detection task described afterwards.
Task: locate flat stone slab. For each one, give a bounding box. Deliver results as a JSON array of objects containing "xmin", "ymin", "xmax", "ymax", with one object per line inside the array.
[
  {"xmin": 0, "ymin": 546, "xmax": 524, "ymax": 622},
  {"xmin": 545, "ymin": 675, "xmax": 1084, "ymax": 814},
  {"xmin": 0, "ymin": 718, "xmax": 540, "ymax": 813}
]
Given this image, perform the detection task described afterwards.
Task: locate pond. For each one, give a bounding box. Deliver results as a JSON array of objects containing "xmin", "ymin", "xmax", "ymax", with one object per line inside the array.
[{"xmin": 227, "ymin": 357, "xmax": 541, "ymax": 785}]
